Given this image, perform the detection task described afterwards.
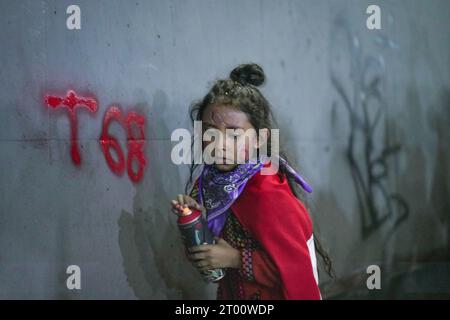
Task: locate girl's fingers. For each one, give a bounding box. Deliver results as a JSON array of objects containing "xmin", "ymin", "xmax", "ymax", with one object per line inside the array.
[
  {"xmin": 185, "ymin": 197, "xmax": 194, "ymax": 207},
  {"xmin": 199, "ymin": 265, "xmax": 212, "ymax": 272},
  {"xmin": 185, "ymin": 195, "xmax": 196, "ymax": 205},
  {"xmin": 171, "ymin": 199, "xmax": 189, "ymax": 215},
  {"xmin": 190, "ymin": 201, "xmax": 201, "ymax": 210},
  {"xmin": 173, "ymin": 194, "xmax": 202, "ymax": 211},
  {"xmin": 189, "ymin": 245, "xmax": 211, "ymax": 253},
  {"xmin": 170, "ymin": 201, "xmax": 183, "ymax": 215},
  {"xmin": 172, "ymin": 195, "xmax": 203, "ymax": 215},
  {"xmin": 188, "ymin": 252, "xmax": 207, "ymax": 261},
  {"xmin": 171, "ymin": 200, "xmax": 180, "ymax": 209},
  {"xmin": 183, "ymin": 195, "xmax": 202, "ymax": 211},
  {"xmin": 196, "ymin": 261, "xmax": 208, "ymax": 268}
]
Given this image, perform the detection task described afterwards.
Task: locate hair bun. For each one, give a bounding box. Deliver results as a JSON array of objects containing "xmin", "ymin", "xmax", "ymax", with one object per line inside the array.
[{"xmin": 229, "ymin": 63, "xmax": 265, "ymax": 87}]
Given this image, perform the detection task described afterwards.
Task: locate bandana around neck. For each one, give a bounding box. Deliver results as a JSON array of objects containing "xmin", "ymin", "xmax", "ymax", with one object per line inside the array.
[{"xmin": 196, "ymin": 155, "xmax": 313, "ymax": 237}]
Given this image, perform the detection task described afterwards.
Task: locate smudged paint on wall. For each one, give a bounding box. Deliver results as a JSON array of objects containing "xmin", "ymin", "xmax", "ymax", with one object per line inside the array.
[{"xmin": 329, "ymin": 17, "xmax": 409, "ymax": 240}]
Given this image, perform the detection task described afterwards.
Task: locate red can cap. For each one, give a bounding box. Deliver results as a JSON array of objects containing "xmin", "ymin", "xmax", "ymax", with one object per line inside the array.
[{"xmin": 177, "ymin": 208, "xmax": 201, "ymax": 224}]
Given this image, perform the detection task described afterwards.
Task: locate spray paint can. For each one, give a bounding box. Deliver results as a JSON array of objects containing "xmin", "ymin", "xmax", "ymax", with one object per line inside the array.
[{"xmin": 177, "ymin": 207, "xmax": 225, "ymax": 282}]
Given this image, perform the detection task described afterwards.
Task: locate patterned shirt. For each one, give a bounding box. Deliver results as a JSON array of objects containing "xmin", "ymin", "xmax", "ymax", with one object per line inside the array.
[{"xmin": 216, "ymin": 209, "xmax": 284, "ymax": 300}]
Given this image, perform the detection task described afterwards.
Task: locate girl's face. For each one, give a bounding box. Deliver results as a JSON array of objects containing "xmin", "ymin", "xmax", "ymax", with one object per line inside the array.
[{"xmin": 202, "ymin": 104, "xmax": 264, "ymax": 172}]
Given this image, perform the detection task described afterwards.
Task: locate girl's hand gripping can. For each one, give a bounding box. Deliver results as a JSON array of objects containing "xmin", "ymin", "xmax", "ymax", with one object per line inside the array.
[{"xmin": 176, "ymin": 206, "xmax": 226, "ymax": 282}]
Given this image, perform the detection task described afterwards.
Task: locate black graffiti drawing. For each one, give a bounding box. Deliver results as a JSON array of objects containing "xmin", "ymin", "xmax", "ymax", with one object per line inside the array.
[{"xmin": 329, "ymin": 17, "xmax": 409, "ymax": 240}]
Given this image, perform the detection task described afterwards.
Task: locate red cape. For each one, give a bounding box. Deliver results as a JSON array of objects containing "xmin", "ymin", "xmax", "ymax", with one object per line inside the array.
[{"xmin": 230, "ymin": 162, "xmax": 321, "ymax": 299}]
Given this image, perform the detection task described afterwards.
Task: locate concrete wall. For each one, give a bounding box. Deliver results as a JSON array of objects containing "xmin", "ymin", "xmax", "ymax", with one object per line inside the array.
[{"xmin": 0, "ymin": 0, "xmax": 448, "ymax": 299}]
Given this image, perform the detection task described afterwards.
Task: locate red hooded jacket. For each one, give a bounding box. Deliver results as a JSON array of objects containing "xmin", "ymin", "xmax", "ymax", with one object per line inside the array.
[{"xmin": 214, "ymin": 161, "xmax": 321, "ymax": 300}]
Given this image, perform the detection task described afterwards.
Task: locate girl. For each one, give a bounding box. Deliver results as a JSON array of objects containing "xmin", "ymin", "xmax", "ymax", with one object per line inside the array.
[{"xmin": 171, "ymin": 63, "xmax": 333, "ymax": 300}]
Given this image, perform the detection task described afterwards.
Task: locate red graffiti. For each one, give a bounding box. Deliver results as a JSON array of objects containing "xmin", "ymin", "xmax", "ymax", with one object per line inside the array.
[
  {"xmin": 45, "ymin": 90, "xmax": 98, "ymax": 165},
  {"xmin": 99, "ymin": 106, "xmax": 125, "ymax": 175},
  {"xmin": 99, "ymin": 106, "xmax": 147, "ymax": 182},
  {"xmin": 124, "ymin": 111, "xmax": 147, "ymax": 182},
  {"xmin": 45, "ymin": 90, "xmax": 147, "ymax": 183}
]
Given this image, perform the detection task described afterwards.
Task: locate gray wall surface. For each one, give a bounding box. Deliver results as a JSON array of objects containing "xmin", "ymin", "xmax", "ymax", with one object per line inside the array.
[{"xmin": 0, "ymin": 0, "xmax": 449, "ymax": 299}]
